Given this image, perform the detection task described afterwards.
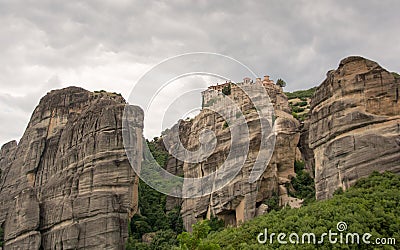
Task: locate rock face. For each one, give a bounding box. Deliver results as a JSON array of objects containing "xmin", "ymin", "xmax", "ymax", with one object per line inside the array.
[
  {"xmin": 0, "ymin": 87, "xmax": 143, "ymax": 249},
  {"xmin": 309, "ymin": 56, "xmax": 400, "ymax": 200},
  {"xmin": 164, "ymin": 121, "xmax": 189, "ymax": 212},
  {"xmin": 164, "ymin": 81, "xmax": 301, "ymax": 231}
]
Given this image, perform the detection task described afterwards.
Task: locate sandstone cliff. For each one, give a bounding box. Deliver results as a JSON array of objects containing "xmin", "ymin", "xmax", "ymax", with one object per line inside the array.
[
  {"xmin": 164, "ymin": 81, "xmax": 301, "ymax": 231},
  {"xmin": 309, "ymin": 56, "xmax": 400, "ymax": 200},
  {"xmin": 0, "ymin": 87, "xmax": 143, "ymax": 249}
]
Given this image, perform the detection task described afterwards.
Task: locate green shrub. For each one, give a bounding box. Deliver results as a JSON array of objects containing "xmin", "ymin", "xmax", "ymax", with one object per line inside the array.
[
  {"xmin": 146, "ymin": 139, "xmax": 169, "ymax": 167},
  {"xmin": 222, "ymin": 84, "xmax": 231, "ymax": 96},
  {"xmin": 299, "ymin": 97, "xmax": 307, "ymax": 102},
  {"xmin": 263, "ymin": 192, "xmax": 280, "ymax": 212},
  {"xmin": 178, "ymin": 220, "xmax": 211, "ymax": 250},
  {"xmin": 126, "ymin": 238, "xmax": 150, "ymax": 250},
  {"xmin": 298, "ymin": 101, "xmax": 308, "ymax": 107},
  {"xmin": 333, "ymin": 187, "xmax": 344, "ymax": 196},
  {"xmin": 198, "ymin": 172, "xmax": 400, "ymax": 249},
  {"xmin": 208, "ymin": 216, "xmax": 225, "ymax": 233},
  {"xmin": 276, "ymin": 79, "xmax": 287, "ymax": 88},
  {"xmin": 392, "ymin": 72, "xmax": 400, "ymax": 79},
  {"xmin": 290, "ymin": 160, "xmax": 315, "ymax": 205},
  {"xmin": 291, "ymin": 106, "xmax": 305, "ymax": 113},
  {"xmin": 294, "ymin": 160, "xmax": 305, "ymax": 172},
  {"xmin": 151, "ymin": 229, "xmax": 179, "ymax": 250},
  {"xmin": 297, "ymin": 113, "xmax": 308, "ymax": 121}
]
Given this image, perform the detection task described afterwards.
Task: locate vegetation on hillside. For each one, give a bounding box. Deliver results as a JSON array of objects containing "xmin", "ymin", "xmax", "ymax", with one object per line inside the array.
[
  {"xmin": 125, "ymin": 124, "xmax": 398, "ymax": 250},
  {"xmin": 125, "ymin": 145, "xmax": 318, "ymax": 249},
  {"xmin": 285, "ymin": 87, "xmax": 316, "ymax": 121},
  {"xmin": 287, "ymin": 160, "xmax": 315, "ymax": 205},
  {"xmin": 93, "ymin": 89, "xmax": 122, "ymax": 96},
  {"xmin": 177, "ymin": 217, "xmax": 225, "ymax": 250},
  {"xmin": 392, "ymin": 72, "xmax": 400, "ymax": 79},
  {"xmin": 261, "ymin": 160, "xmax": 315, "ymax": 214},
  {"xmin": 285, "ymin": 87, "xmax": 316, "ymax": 100},
  {"xmin": 178, "ymin": 171, "xmax": 399, "ymax": 249},
  {"xmin": 126, "ymin": 139, "xmax": 184, "ymax": 250}
]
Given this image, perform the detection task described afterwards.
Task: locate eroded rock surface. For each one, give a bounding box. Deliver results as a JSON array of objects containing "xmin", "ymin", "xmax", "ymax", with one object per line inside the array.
[
  {"xmin": 309, "ymin": 56, "xmax": 400, "ymax": 200},
  {"xmin": 164, "ymin": 81, "xmax": 301, "ymax": 230},
  {"xmin": 0, "ymin": 87, "xmax": 143, "ymax": 249}
]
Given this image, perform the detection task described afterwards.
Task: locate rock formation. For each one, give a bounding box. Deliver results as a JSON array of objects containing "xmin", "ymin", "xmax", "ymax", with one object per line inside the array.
[
  {"xmin": 164, "ymin": 80, "xmax": 301, "ymax": 231},
  {"xmin": 1, "ymin": 56, "xmax": 397, "ymax": 246},
  {"xmin": 309, "ymin": 56, "xmax": 400, "ymax": 200},
  {"xmin": 0, "ymin": 87, "xmax": 143, "ymax": 249}
]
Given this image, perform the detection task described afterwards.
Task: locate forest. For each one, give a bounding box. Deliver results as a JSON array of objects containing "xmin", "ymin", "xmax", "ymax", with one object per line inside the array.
[{"xmin": 126, "ymin": 140, "xmax": 399, "ymax": 249}]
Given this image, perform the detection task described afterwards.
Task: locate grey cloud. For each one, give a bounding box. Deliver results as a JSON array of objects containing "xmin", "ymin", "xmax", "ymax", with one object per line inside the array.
[
  {"xmin": 0, "ymin": 0, "xmax": 399, "ymax": 143},
  {"xmin": 0, "ymin": 75, "xmax": 62, "ymax": 143}
]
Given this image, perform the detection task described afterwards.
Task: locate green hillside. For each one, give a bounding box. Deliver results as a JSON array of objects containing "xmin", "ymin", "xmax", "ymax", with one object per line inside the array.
[
  {"xmin": 285, "ymin": 87, "xmax": 316, "ymax": 121},
  {"xmin": 285, "ymin": 87, "xmax": 317, "ymax": 100},
  {"xmin": 178, "ymin": 172, "xmax": 399, "ymax": 249},
  {"xmin": 126, "ymin": 139, "xmax": 184, "ymax": 250}
]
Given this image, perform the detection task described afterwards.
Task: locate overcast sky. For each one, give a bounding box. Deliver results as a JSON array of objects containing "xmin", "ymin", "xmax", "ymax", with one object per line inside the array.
[{"xmin": 0, "ymin": 0, "xmax": 399, "ymax": 144}]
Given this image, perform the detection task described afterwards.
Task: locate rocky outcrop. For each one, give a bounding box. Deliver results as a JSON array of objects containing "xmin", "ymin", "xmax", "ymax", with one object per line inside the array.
[
  {"xmin": 0, "ymin": 87, "xmax": 143, "ymax": 249},
  {"xmin": 309, "ymin": 56, "xmax": 400, "ymax": 200},
  {"xmin": 164, "ymin": 82, "xmax": 301, "ymax": 230}
]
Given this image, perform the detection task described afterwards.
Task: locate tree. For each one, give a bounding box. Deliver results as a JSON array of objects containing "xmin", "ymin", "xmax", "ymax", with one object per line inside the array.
[
  {"xmin": 127, "ymin": 139, "xmax": 184, "ymax": 249},
  {"xmin": 178, "ymin": 220, "xmax": 213, "ymax": 250},
  {"xmin": 195, "ymin": 172, "xmax": 400, "ymax": 249},
  {"xmin": 263, "ymin": 192, "xmax": 280, "ymax": 212},
  {"xmin": 222, "ymin": 84, "xmax": 231, "ymax": 95},
  {"xmin": 276, "ymin": 78, "xmax": 287, "ymax": 88},
  {"xmin": 150, "ymin": 229, "xmax": 179, "ymax": 250}
]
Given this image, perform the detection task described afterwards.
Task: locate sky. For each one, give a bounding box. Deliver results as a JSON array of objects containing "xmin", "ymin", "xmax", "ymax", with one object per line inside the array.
[{"xmin": 0, "ymin": 0, "xmax": 399, "ymax": 144}]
